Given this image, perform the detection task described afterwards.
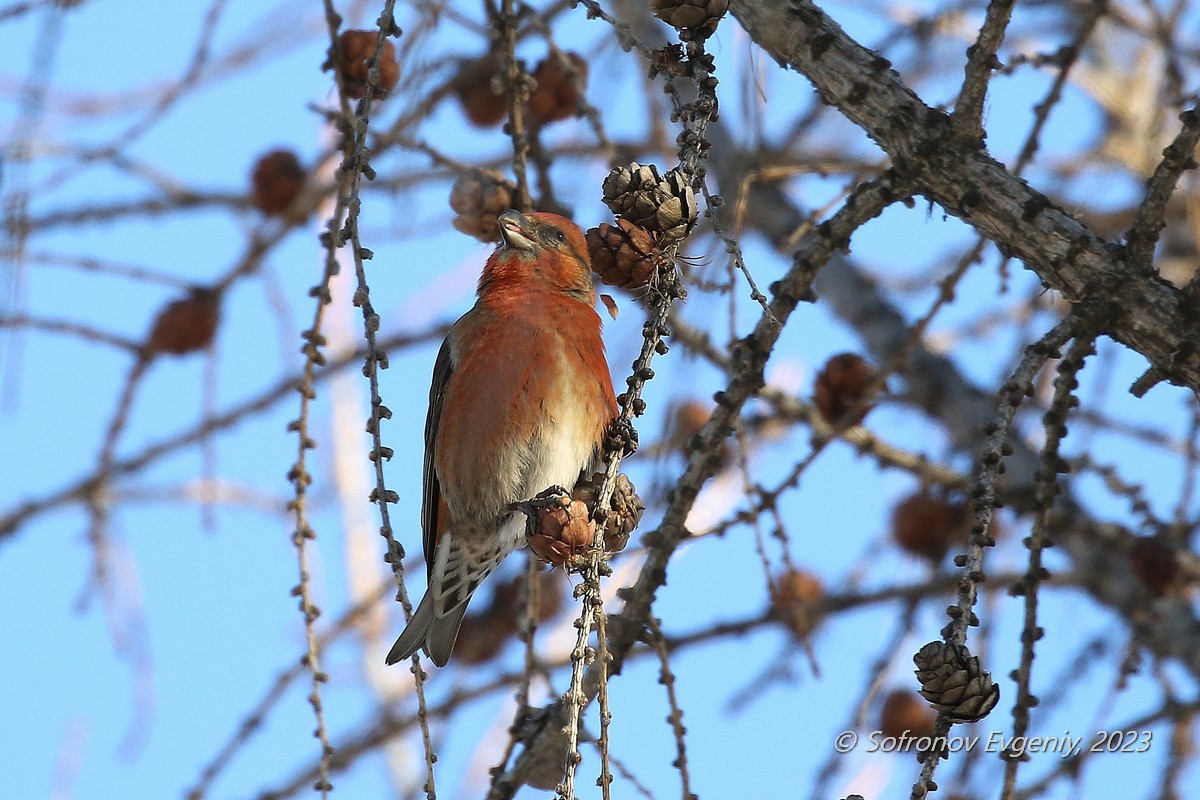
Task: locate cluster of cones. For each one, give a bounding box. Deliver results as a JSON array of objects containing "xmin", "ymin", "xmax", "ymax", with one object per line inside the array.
[
  {"xmin": 587, "ymin": 162, "xmax": 698, "ymax": 290},
  {"xmin": 246, "ymin": 28, "xmax": 405, "ymax": 217},
  {"xmin": 522, "ymin": 472, "xmax": 645, "ymax": 568},
  {"xmin": 454, "ymin": 50, "xmax": 588, "ymax": 128},
  {"xmin": 449, "ymin": 161, "xmax": 698, "ymax": 292}
]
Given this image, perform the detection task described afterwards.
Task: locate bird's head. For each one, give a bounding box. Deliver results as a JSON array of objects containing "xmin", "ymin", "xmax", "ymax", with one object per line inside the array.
[{"xmin": 479, "ymin": 210, "xmax": 596, "ymax": 301}]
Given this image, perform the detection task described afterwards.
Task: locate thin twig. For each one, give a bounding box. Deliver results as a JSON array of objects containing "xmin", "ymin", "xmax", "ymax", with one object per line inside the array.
[
  {"xmin": 0, "ymin": 313, "xmax": 143, "ymax": 353},
  {"xmin": 494, "ymin": 0, "xmax": 533, "ymax": 210},
  {"xmin": 184, "ymin": 581, "xmax": 393, "ymax": 800},
  {"xmin": 1125, "ymin": 106, "xmax": 1200, "ymax": 269},
  {"xmin": 953, "ymin": 0, "xmax": 1016, "ymax": 138},
  {"xmin": 645, "ymin": 615, "xmax": 693, "ymax": 800},
  {"xmin": 1001, "ymin": 333, "xmax": 1096, "ymax": 798},
  {"xmin": 910, "ymin": 317, "xmax": 1077, "ymax": 797},
  {"xmin": 594, "ymin": 583, "xmax": 614, "ymax": 800},
  {"xmin": 0, "ymin": 327, "xmax": 448, "ymax": 542}
]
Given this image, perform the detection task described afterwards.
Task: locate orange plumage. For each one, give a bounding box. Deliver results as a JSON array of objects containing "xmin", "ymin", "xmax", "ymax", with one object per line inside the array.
[{"xmin": 386, "ymin": 210, "xmax": 618, "ymax": 666}]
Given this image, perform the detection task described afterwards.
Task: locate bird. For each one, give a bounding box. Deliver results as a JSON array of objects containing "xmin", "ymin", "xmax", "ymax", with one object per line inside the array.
[{"xmin": 386, "ymin": 209, "xmax": 618, "ymax": 667}]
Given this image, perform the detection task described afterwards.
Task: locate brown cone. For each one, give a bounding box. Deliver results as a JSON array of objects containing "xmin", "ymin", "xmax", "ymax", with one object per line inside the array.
[
  {"xmin": 813, "ymin": 352, "xmax": 876, "ymax": 426},
  {"xmin": 891, "ymin": 492, "xmax": 971, "ymax": 563},
  {"xmin": 147, "ymin": 288, "xmax": 220, "ymax": 356},
  {"xmin": 586, "ymin": 219, "xmax": 660, "ymax": 289},
  {"xmin": 650, "ymin": 0, "xmax": 728, "ymax": 33},
  {"xmin": 667, "ymin": 400, "xmax": 733, "ymax": 471},
  {"xmin": 450, "ymin": 168, "xmax": 516, "ymax": 242},
  {"xmin": 571, "ymin": 472, "xmax": 644, "ymax": 555},
  {"xmin": 672, "ymin": 401, "xmax": 710, "ymax": 455},
  {"xmin": 526, "ymin": 493, "xmax": 595, "ymax": 566},
  {"xmin": 336, "ymin": 30, "xmax": 399, "ymax": 100},
  {"xmin": 601, "ymin": 162, "xmax": 698, "ymax": 244},
  {"xmin": 527, "ymin": 52, "xmax": 587, "ymax": 124},
  {"xmin": 879, "ymin": 689, "xmax": 936, "ymax": 739},
  {"xmin": 771, "ymin": 569, "xmax": 824, "ymax": 639},
  {"xmin": 490, "ymin": 571, "xmax": 566, "ymax": 624},
  {"xmin": 913, "ymin": 641, "xmax": 1000, "ymax": 722},
  {"xmin": 453, "ymin": 572, "xmax": 566, "ymax": 664},
  {"xmin": 453, "ymin": 610, "xmax": 511, "ymax": 664},
  {"xmin": 453, "ymin": 53, "xmax": 507, "ymax": 127},
  {"xmin": 1129, "ymin": 537, "xmax": 1183, "ymax": 597},
  {"xmin": 251, "ymin": 150, "xmax": 306, "ymax": 216}
]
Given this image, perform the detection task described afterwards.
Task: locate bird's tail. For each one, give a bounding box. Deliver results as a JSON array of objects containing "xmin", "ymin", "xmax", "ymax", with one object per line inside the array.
[
  {"xmin": 385, "ymin": 589, "xmax": 469, "ymax": 667},
  {"xmin": 385, "ymin": 531, "xmax": 508, "ymax": 666}
]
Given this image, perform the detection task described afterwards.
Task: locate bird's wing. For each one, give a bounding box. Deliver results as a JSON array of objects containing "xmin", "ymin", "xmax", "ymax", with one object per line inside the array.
[{"xmin": 423, "ymin": 336, "xmax": 453, "ymax": 579}]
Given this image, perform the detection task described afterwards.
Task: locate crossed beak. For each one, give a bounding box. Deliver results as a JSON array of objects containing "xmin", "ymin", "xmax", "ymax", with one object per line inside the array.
[{"xmin": 498, "ymin": 209, "xmax": 536, "ymax": 251}]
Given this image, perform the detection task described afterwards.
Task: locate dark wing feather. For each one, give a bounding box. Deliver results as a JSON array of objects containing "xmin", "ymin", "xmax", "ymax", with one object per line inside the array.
[{"xmin": 422, "ymin": 337, "xmax": 454, "ymax": 579}]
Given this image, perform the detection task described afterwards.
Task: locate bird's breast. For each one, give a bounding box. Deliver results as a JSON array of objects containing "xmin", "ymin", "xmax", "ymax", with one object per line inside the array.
[{"xmin": 434, "ymin": 293, "xmax": 616, "ymax": 527}]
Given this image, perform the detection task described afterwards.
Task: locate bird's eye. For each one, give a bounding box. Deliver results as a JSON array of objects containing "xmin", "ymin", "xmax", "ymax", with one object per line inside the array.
[{"xmin": 555, "ymin": 230, "xmax": 566, "ymax": 242}]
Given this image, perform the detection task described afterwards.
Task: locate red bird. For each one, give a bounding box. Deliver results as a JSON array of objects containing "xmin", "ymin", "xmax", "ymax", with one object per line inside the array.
[{"xmin": 386, "ymin": 210, "xmax": 618, "ymax": 666}]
